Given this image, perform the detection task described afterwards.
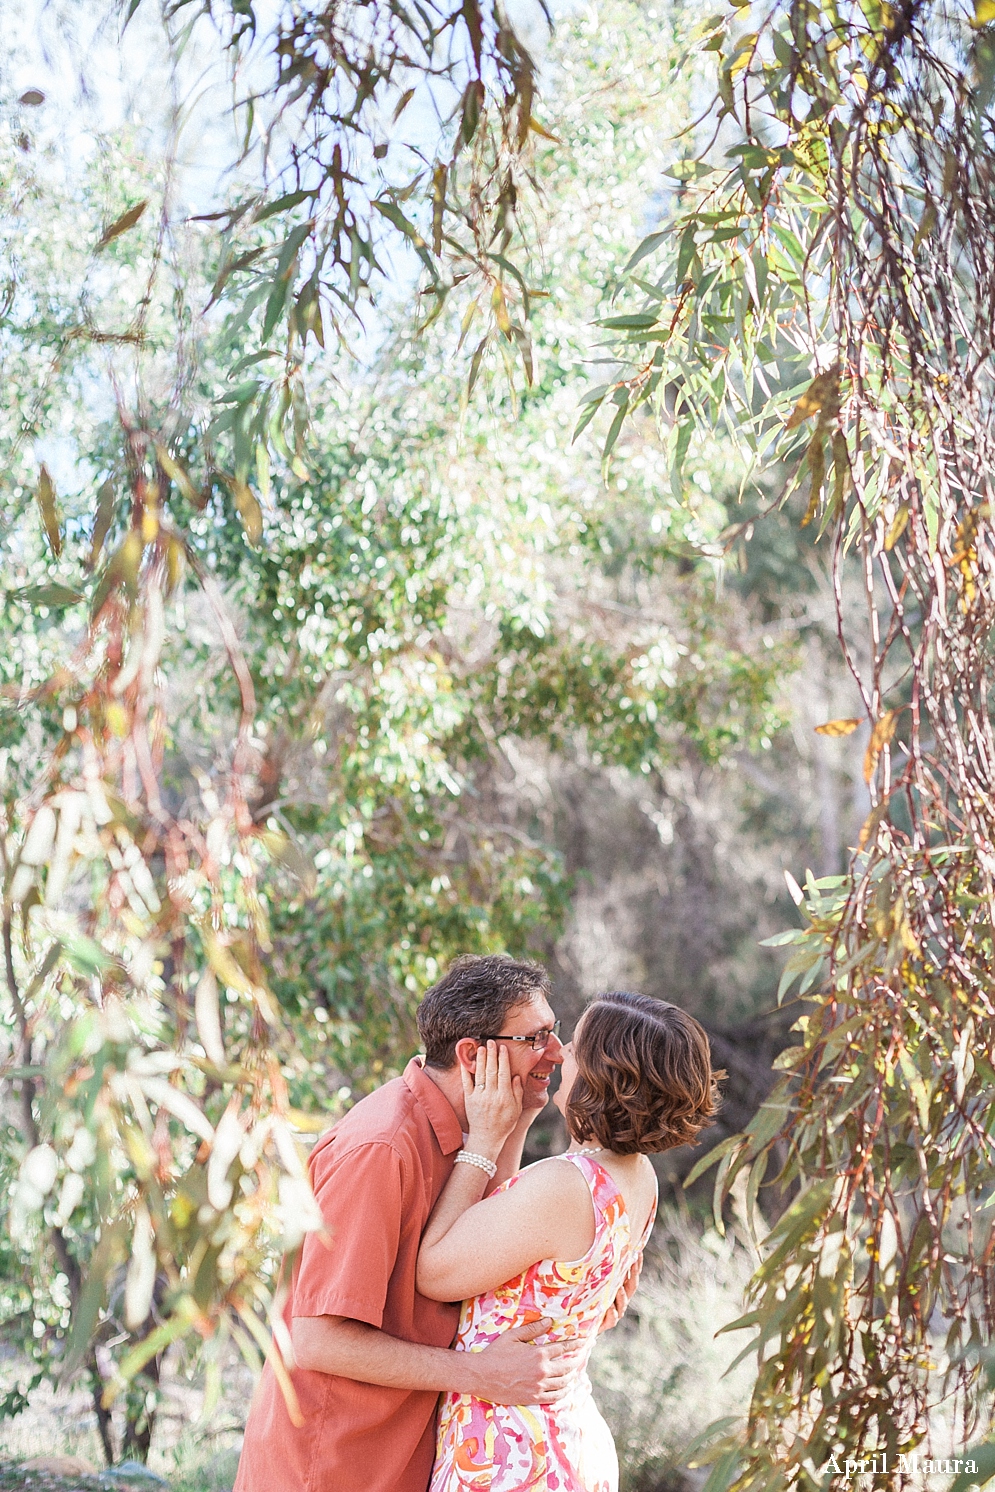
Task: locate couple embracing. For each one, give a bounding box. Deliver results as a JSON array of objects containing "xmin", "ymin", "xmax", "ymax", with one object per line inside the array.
[{"xmin": 234, "ymin": 955, "xmax": 718, "ymax": 1492}]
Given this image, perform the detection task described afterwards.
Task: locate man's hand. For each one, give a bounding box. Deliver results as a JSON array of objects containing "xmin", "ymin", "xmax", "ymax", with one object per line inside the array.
[
  {"xmin": 291, "ymin": 1314, "xmax": 582, "ymax": 1400},
  {"xmin": 598, "ymin": 1257, "xmax": 642, "ymax": 1334},
  {"xmin": 464, "ymin": 1318, "xmax": 585, "ymax": 1405}
]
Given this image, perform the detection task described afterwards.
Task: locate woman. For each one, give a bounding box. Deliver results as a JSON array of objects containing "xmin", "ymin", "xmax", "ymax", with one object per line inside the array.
[{"xmin": 416, "ymin": 990, "xmax": 719, "ymax": 1492}]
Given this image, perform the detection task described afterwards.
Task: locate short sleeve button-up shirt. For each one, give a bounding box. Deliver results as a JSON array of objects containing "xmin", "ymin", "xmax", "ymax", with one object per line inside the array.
[{"xmin": 233, "ymin": 1057, "xmax": 463, "ymax": 1492}]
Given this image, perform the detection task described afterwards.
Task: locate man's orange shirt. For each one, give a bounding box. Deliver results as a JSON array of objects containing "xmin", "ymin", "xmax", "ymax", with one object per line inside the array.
[{"xmin": 233, "ymin": 1057, "xmax": 463, "ymax": 1492}]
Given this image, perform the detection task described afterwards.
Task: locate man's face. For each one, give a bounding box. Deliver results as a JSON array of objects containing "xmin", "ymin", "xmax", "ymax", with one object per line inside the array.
[{"xmin": 479, "ymin": 994, "xmax": 564, "ymax": 1112}]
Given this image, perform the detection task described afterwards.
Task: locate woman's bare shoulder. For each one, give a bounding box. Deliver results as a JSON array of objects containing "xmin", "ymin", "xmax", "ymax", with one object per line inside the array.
[
  {"xmin": 637, "ymin": 1152, "xmax": 658, "ymax": 1186},
  {"xmin": 500, "ymin": 1156, "xmax": 596, "ymax": 1255},
  {"xmin": 510, "ymin": 1154, "xmax": 592, "ymax": 1197}
]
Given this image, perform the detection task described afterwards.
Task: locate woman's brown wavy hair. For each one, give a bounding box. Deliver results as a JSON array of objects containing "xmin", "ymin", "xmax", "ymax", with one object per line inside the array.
[{"xmin": 564, "ymin": 992, "xmax": 721, "ymax": 1154}]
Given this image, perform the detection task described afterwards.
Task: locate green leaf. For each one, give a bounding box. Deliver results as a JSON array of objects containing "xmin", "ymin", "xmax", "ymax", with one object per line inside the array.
[
  {"xmin": 262, "ymin": 281, "xmax": 291, "ymax": 343},
  {"xmin": 108, "ymin": 1305, "xmax": 197, "ymax": 1401},
  {"xmin": 221, "ymin": 475, "xmax": 264, "ymax": 547},
  {"xmin": 274, "ymin": 220, "xmax": 316, "ymax": 280},
  {"xmin": 208, "ymin": 245, "xmax": 267, "ymax": 306},
  {"xmin": 87, "ymin": 478, "xmax": 116, "ymax": 568},
  {"xmin": 682, "ymin": 1419, "xmax": 742, "ymax": 1468},
  {"xmin": 897, "ymin": 1047, "xmax": 931, "ymax": 1129},
  {"xmin": 950, "ymin": 1442, "xmax": 995, "ymax": 1490},
  {"xmin": 771, "ymin": 223, "xmax": 805, "ymax": 263},
  {"xmin": 577, "ymin": 382, "xmax": 613, "ymax": 407},
  {"xmin": 61, "ymin": 930, "xmax": 114, "ymax": 975},
  {"xmin": 219, "ymin": 379, "xmax": 264, "ymax": 405},
  {"xmin": 374, "ymin": 199, "xmax": 427, "ymax": 248},
  {"xmin": 572, "ymin": 397, "xmax": 604, "ymax": 442},
  {"xmin": 673, "ymin": 418, "xmax": 693, "ymax": 480},
  {"xmin": 664, "ymin": 160, "xmax": 717, "ymax": 182},
  {"xmin": 715, "ymin": 1309, "xmax": 762, "ymax": 1336},
  {"xmin": 229, "ymin": 350, "xmax": 281, "ymax": 376},
  {"xmin": 676, "ymin": 224, "xmax": 698, "ymax": 285},
  {"xmin": 61, "ymin": 1220, "xmax": 128, "ymax": 1377},
  {"xmin": 744, "ymin": 1148, "xmax": 769, "ymax": 1241},
  {"xmin": 797, "ymin": 955, "xmax": 824, "ymax": 995},
  {"xmin": 261, "ymin": 827, "xmax": 318, "ymax": 894},
  {"xmin": 253, "ymin": 188, "xmax": 313, "ymax": 223},
  {"xmin": 722, "ymin": 1333, "xmax": 763, "ymax": 1378},
  {"xmin": 598, "ymin": 313, "xmax": 659, "ymax": 330},
  {"xmin": 466, "ymin": 336, "xmax": 488, "ymax": 400},
  {"xmin": 96, "ymin": 199, "xmax": 148, "ymax": 251},
  {"xmin": 684, "ymin": 1133, "xmax": 743, "ymax": 1187},
  {"xmin": 623, "ymin": 230, "xmax": 669, "ymax": 274},
  {"xmin": 602, "ymin": 396, "xmax": 629, "ymax": 462},
  {"xmin": 757, "ymin": 1177, "xmax": 835, "ymax": 1280},
  {"xmin": 745, "ymin": 1099, "xmax": 791, "ymax": 1150},
  {"xmin": 699, "ymin": 1445, "xmax": 741, "ymax": 1492},
  {"xmin": 36, "ymin": 464, "xmax": 61, "ymax": 558},
  {"xmin": 14, "ymin": 583, "xmax": 83, "ymax": 609},
  {"xmin": 777, "ymin": 946, "xmax": 822, "ymax": 1001},
  {"xmin": 459, "ymin": 77, "xmax": 485, "ymax": 144}
]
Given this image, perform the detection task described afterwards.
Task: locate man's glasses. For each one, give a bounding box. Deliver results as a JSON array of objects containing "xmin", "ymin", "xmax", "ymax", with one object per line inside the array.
[{"xmin": 481, "ymin": 1020, "xmax": 561, "ymax": 1052}]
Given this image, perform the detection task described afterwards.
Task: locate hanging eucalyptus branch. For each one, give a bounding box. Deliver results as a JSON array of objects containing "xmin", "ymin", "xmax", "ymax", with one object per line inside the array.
[
  {"xmin": 3, "ymin": 0, "xmax": 554, "ymax": 1441},
  {"xmin": 2, "ymin": 448, "xmax": 326, "ymax": 1453},
  {"xmin": 597, "ymin": 0, "xmax": 995, "ymax": 1483},
  {"xmin": 159, "ymin": 0, "xmax": 548, "ymax": 491}
]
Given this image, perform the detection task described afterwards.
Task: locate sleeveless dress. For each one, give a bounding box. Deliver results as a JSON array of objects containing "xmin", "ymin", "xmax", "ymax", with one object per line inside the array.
[{"xmin": 429, "ymin": 1152, "xmax": 658, "ymax": 1492}]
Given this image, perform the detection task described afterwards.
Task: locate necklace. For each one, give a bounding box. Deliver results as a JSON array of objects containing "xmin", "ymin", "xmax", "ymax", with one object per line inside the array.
[{"xmin": 571, "ymin": 1145, "xmax": 608, "ymax": 1156}]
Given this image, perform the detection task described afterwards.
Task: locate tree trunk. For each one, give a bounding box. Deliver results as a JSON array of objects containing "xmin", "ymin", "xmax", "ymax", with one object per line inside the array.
[
  {"xmin": 121, "ymin": 1359, "xmax": 161, "ymax": 1465},
  {"xmin": 87, "ymin": 1354, "xmax": 116, "ymax": 1468}
]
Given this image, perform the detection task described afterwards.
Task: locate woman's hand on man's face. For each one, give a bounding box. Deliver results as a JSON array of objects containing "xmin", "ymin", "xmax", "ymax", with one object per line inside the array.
[{"xmin": 462, "ymin": 1039, "xmax": 524, "ymax": 1159}]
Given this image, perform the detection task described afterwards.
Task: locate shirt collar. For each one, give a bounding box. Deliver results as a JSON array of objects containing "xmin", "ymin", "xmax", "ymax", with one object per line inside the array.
[{"xmin": 402, "ymin": 1056, "xmax": 464, "ymax": 1155}]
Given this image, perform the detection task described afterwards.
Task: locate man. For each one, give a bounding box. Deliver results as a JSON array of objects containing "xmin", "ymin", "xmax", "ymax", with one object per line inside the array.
[{"xmin": 233, "ymin": 954, "xmax": 587, "ymax": 1492}]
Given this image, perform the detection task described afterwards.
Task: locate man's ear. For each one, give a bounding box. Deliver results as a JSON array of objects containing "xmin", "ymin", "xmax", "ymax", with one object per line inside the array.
[{"xmin": 453, "ymin": 1036, "xmax": 480, "ymax": 1074}]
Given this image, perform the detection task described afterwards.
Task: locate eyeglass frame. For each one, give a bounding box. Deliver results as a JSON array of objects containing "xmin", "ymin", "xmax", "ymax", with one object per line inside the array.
[{"xmin": 479, "ymin": 1019, "xmax": 561, "ymax": 1052}]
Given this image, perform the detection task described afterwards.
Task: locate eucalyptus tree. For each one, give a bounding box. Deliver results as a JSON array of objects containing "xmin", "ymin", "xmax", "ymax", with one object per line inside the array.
[
  {"xmin": 0, "ymin": 0, "xmax": 787, "ymax": 1465},
  {"xmin": 591, "ymin": 0, "xmax": 995, "ymax": 1481}
]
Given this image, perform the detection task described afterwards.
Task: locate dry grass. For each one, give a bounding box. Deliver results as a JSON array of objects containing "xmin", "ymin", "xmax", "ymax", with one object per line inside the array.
[{"xmin": 0, "ymin": 1346, "xmax": 251, "ymax": 1492}]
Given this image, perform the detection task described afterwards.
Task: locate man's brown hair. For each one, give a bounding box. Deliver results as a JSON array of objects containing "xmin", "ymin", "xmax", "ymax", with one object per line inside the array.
[
  {"xmin": 565, "ymin": 991, "xmax": 720, "ymax": 1154},
  {"xmin": 417, "ymin": 953, "xmax": 552, "ymax": 1068}
]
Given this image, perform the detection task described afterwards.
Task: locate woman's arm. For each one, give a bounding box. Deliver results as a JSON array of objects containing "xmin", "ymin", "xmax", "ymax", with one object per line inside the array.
[
  {"xmin": 490, "ymin": 1109, "xmax": 539, "ymax": 1190},
  {"xmin": 417, "ymin": 1040, "xmax": 525, "ymax": 1268},
  {"xmin": 489, "ymin": 1048, "xmax": 558, "ymax": 1190},
  {"xmin": 416, "ymin": 1043, "xmax": 594, "ymax": 1301},
  {"xmin": 417, "ymin": 1160, "xmax": 594, "ymax": 1300}
]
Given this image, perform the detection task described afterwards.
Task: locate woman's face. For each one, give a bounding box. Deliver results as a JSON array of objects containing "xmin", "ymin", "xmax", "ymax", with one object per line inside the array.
[{"xmin": 552, "ymin": 1012, "xmax": 585, "ymax": 1122}]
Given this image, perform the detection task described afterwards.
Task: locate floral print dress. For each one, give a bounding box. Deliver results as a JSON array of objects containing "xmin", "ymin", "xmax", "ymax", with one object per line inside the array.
[{"xmin": 429, "ymin": 1152, "xmax": 658, "ymax": 1492}]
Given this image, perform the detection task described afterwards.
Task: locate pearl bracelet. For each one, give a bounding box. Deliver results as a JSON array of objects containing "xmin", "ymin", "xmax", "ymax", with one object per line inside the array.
[{"xmin": 454, "ymin": 1149, "xmax": 497, "ymax": 1178}]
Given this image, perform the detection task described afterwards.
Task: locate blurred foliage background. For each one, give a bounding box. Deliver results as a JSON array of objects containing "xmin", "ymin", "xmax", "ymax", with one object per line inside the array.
[{"xmin": 0, "ymin": 0, "xmax": 883, "ymax": 1487}]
